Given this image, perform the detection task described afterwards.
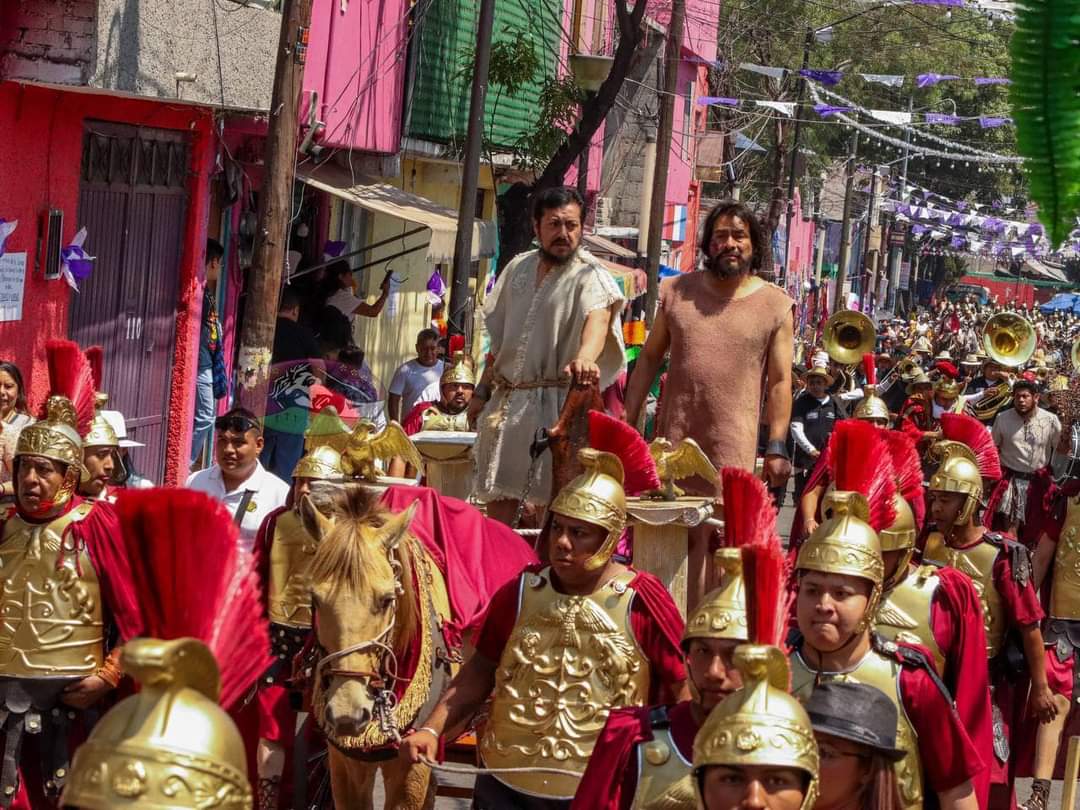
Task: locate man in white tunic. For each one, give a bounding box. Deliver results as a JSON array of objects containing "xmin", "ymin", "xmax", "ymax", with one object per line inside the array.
[{"xmin": 469, "ymin": 187, "xmax": 626, "ymax": 526}]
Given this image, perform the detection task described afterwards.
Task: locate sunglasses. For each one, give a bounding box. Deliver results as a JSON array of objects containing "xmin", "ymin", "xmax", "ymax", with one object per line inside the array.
[{"xmin": 214, "ymin": 415, "xmax": 261, "ymax": 434}]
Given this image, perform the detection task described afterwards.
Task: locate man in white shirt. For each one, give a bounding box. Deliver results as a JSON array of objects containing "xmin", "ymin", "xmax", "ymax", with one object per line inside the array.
[
  {"xmin": 991, "ymin": 378, "xmax": 1062, "ymax": 535},
  {"xmin": 387, "ymin": 328, "xmax": 445, "ymax": 422},
  {"xmin": 185, "ymin": 407, "xmax": 290, "ymax": 553}
]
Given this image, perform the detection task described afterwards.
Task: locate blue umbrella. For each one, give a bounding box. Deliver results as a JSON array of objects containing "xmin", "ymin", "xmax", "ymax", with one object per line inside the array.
[{"xmin": 1040, "ymin": 293, "xmax": 1080, "ymax": 314}]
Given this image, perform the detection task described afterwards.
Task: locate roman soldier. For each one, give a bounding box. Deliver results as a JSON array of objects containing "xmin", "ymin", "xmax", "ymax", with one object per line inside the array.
[
  {"xmin": 922, "ymin": 420, "xmax": 1056, "ymax": 808},
  {"xmin": 63, "ymin": 487, "xmax": 273, "ymax": 810},
  {"xmin": 401, "ymin": 350, "xmax": 475, "ymax": 436},
  {"xmin": 78, "ymin": 394, "xmax": 121, "ymax": 502},
  {"xmin": 252, "ymin": 443, "xmax": 344, "ymax": 810},
  {"xmin": 692, "ymin": 646, "xmax": 819, "ymax": 810},
  {"xmin": 898, "ymin": 372, "xmax": 939, "ymax": 453},
  {"xmin": 572, "ymin": 468, "xmax": 784, "ymax": 810},
  {"xmin": 791, "ymin": 489, "xmax": 986, "ymax": 810},
  {"xmin": 822, "ymin": 421, "xmax": 994, "ymax": 806},
  {"xmin": 1025, "ymin": 471, "xmax": 1080, "ymax": 810},
  {"xmin": 400, "ymin": 446, "xmax": 687, "ymax": 807},
  {"xmin": 0, "ymin": 340, "xmax": 140, "ymax": 808}
]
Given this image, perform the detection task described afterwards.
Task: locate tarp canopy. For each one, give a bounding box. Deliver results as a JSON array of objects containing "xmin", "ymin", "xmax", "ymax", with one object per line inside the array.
[
  {"xmin": 1040, "ymin": 293, "xmax": 1080, "ymax": 314},
  {"xmin": 297, "ymin": 163, "xmax": 496, "ymax": 263},
  {"xmin": 599, "ymin": 259, "xmax": 647, "ymax": 299},
  {"xmin": 583, "ymin": 232, "xmax": 637, "ymax": 259}
]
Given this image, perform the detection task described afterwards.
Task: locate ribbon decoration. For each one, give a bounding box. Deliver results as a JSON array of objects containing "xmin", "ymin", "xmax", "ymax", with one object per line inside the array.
[
  {"xmin": 739, "ymin": 63, "xmax": 787, "ymax": 80},
  {"xmin": 0, "ymin": 220, "xmax": 16, "ymax": 258},
  {"xmin": 813, "ymin": 104, "xmax": 854, "ymax": 117},
  {"xmin": 426, "ymin": 269, "xmax": 446, "ymax": 306},
  {"xmin": 60, "ymin": 227, "xmax": 94, "ymax": 291},
  {"xmin": 860, "ymin": 73, "xmax": 905, "ymax": 87},
  {"xmin": 974, "ymin": 77, "xmax": 1011, "ymax": 86},
  {"xmin": 323, "ymin": 240, "xmax": 347, "ymax": 260},
  {"xmin": 924, "ymin": 113, "xmax": 962, "ymax": 125},
  {"xmin": 754, "ymin": 100, "xmax": 795, "ymax": 116},
  {"xmin": 917, "ymin": 73, "xmax": 961, "ymax": 88},
  {"xmin": 799, "ymin": 69, "xmax": 844, "ymax": 86},
  {"xmin": 979, "ymin": 116, "xmax": 1013, "ymax": 128},
  {"xmin": 868, "ymin": 109, "xmax": 913, "ymax": 125},
  {"xmin": 697, "ymin": 96, "xmax": 739, "ymax": 106}
]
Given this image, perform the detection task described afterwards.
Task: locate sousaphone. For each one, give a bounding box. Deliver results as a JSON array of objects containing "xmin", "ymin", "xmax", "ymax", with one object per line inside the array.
[
  {"xmin": 982, "ymin": 312, "xmax": 1036, "ymax": 369},
  {"xmin": 823, "ymin": 310, "xmax": 876, "ymax": 367}
]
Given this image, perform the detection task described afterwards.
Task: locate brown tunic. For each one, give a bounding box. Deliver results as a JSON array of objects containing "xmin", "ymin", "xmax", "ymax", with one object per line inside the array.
[{"xmin": 655, "ymin": 273, "xmax": 794, "ymax": 494}]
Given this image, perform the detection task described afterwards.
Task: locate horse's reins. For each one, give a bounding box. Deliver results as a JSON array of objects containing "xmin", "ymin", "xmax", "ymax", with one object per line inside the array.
[{"xmin": 313, "ymin": 551, "xmax": 407, "ymax": 743}]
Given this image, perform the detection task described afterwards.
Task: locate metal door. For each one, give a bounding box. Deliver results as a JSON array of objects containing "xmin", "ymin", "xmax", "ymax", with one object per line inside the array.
[{"xmin": 71, "ymin": 122, "xmax": 190, "ymax": 482}]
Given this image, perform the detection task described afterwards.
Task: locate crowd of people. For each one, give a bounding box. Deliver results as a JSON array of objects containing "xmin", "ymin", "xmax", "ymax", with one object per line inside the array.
[{"xmin": 0, "ymin": 187, "xmax": 1077, "ymax": 810}]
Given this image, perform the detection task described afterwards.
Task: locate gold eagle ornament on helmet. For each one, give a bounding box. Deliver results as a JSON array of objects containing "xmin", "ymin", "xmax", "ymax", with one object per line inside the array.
[
  {"xmin": 340, "ymin": 420, "xmax": 422, "ymax": 482},
  {"xmin": 692, "ymin": 645, "xmax": 820, "ymax": 810},
  {"xmin": 304, "ymin": 406, "xmax": 352, "ymax": 455},
  {"xmin": 647, "ymin": 437, "xmax": 718, "ymax": 501}
]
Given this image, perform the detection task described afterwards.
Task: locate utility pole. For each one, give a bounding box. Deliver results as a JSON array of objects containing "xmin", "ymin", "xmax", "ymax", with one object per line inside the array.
[
  {"xmin": 448, "ymin": 0, "xmax": 497, "ymax": 339},
  {"xmin": 834, "ymin": 131, "xmax": 859, "ymax": 314},
  {"xmin": 781, "ymin": 27, "xmax": 814, "ymax": 290},
  {"xmin": 643, "ymin": 0, "xmax": 686, "ymax": 326},
  {"xmin": 235, "ymin": 0, "xmax": 314, "ymax": 413},
  {"xmin": 887, "ymin": 95, "xmax": 913, "ymax": 314}
]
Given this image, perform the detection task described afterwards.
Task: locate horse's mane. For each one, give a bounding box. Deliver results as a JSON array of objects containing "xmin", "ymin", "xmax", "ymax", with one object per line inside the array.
[{"xmin": 309, "ymin": 484, "xmax": 419, "ymax": 652}]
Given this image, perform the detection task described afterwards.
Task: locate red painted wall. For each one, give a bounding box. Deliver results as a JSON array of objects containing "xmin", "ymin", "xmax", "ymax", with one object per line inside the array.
[{"xmin": 0, "ymin": 81, "xmax": 214, "ymax": 485}]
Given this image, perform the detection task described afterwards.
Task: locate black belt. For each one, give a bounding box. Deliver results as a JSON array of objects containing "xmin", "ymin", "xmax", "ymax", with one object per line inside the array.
[{"xmin": 1004, "ymin": 467, "xmax": 1036, "ymax": 481}]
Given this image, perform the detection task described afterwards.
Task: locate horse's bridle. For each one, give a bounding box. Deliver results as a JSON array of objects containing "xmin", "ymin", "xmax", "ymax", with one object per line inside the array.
[{"xmin": 313, "ymin": 548, "xmax": 407, "ymax": 741}]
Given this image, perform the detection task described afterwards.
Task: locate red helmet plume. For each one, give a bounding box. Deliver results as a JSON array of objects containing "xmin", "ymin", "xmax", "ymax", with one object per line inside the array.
[
  {"xmin": 940, "ymin": 412, "xmax": 1002, "ymax": 481},
  {"xmin": 587, "ymin": 410, "xmax": 659, "ymax": 495},
  {"xmin": 44, "ymin": 339, "xmax": 96, "ymax": 435},
  {"xmin": 827, "ymin": 420, "xmax": 898, "ymax": 533}
]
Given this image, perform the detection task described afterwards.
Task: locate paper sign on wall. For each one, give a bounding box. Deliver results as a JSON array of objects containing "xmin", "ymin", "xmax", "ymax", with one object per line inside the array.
[{"xmin": 0, "ymin": 252, "xmax": 27, "ymax": 322}]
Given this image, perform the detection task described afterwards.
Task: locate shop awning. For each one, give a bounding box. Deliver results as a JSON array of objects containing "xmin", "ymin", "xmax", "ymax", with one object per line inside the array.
[
  {"xmin": 583, "ymin": 232, "xmax": 637, "ymax": 259},
  {"xmin": 297, "ymin": 163, "xmax": 496, "ymax": 263}
]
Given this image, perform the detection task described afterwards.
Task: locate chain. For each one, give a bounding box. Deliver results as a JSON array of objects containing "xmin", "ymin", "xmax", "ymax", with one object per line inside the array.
[
  {"xmin": 420, "ymin": 757, "xmax": 580, "ymax": 779},
  {"xmin": 511, "ymin": 455, "xmax": 541, "ymax": 531}
]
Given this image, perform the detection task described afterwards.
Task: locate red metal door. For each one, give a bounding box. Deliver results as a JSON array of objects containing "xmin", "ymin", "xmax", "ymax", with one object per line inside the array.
[{"xmin": 71, "ymin": 122, "xmax": 190, "ymax": 482}]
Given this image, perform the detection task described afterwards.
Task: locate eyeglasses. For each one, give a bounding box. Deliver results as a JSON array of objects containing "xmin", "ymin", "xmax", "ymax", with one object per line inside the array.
[{"xmin": 214, "ymin": 415, "xmax": 260, "ymax": 434}]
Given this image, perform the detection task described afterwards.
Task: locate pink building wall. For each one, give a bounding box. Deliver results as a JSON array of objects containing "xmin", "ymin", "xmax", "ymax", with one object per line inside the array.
[{"xmin": 302, "ymin": 0, "xmax": 410, "ymax": 154}]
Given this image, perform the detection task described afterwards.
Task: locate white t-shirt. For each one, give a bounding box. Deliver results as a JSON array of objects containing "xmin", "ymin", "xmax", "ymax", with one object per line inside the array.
[
  {"xmin": 185, "ymin": 461, "xmax": 290, "ymax": 554},
  {"xmin": 327, "ymin": 288, "xmax": 365, "ymax": 318},
  {"xmin": 389, "ymin": 359, "xmax": 445, "ymax": 418}
]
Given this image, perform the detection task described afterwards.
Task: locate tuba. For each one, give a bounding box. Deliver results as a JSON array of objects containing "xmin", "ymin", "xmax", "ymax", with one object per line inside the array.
[
  {"xmin": 823, "ymin": 310, "xmax": 876, "ymax": 366},
  {"xmin": 982, "ymin": 312, "xmax": 1036, "ymax": 369}
]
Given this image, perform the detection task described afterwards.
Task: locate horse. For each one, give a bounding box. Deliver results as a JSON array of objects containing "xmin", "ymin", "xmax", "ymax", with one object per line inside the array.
[{"xmin": 307, "ymin": 484, "xmax": 455, "ymax": 810}]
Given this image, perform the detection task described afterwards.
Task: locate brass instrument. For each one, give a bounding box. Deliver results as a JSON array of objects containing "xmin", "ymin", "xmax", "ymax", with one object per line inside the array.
[
  {"xmin": 982, "ymin": 312, "xmax": 1037, "ymax": 369},
  {"xmin": 878, "ymin": 352, "xmax": 922, "ymax": 395},
  {"xmin": 823, "ymin": 310, "xmax": 876, "ymax": 366},
  {"xmin": 965, "ymin": 376, "xmax": 1015, "ymax": 422}
]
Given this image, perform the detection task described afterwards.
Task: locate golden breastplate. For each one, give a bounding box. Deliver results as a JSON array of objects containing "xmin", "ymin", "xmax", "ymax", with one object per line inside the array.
[
  {"xmin": 1051, "ymin": 496, "xmax": 1080, "ymax": 620},
  {"xmin": 420, "ymin": 406, "xmax": 469, "ymax": 432},
  {"xmin": 791, "ymin": 648, "xmax": 923, "ymax": 810},
  {"xmin": 480, "ymin": 568, "xmax": 650, "ymax": 799},
  {"xmin": 267, "ymin": 511, "xmax": 319, "ymax": 628},
  {"xmin": 0, "ymin": 504, "xmax": 105, "ymax": 678},
  {"xmin": 922, "ymin": 532, "xmax": 1004, "ymax": 657},
  {"xmin": 632, "ymin": 725, "xmax": 695, "ymax": 810},
  {"xmin": 877, "ymin": 565, "xmax": 945, "ymax": 674}
]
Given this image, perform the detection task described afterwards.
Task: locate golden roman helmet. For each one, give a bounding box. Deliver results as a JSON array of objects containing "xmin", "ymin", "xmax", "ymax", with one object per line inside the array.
[
  {"xmin": 879, "ymin": 493, "xmax": 918, "ymax": 588},
  {"xmin": 933, "ymin": 377, "xmax": 962, "ymax": 400},
  {"xmin": 62, "ymin": 637, "xmax": 251, "ymax": 810},
  {"xmin": 795, "ymin": 491, "xmax": 884, "ymax": 620},
  {"xmin": 83, "ymin": 393, "xmax": 120, "ymax": 448},
  {"xmin": 292, "ymin": 444, "xmax": 345, "ymax": 481},
  {"xmin": 683, "ymin": 548, "xmax": 749, "ymax": 647},
  {"xmin": 16, "ymin": 396, "xmax": 84, "ymax": 473},
  {"xmin": 692, "ymin": 645, "xmax": 819, "ymax": 810},
  {"xmin": 440, "ymin": 351, "xmax": 475, "ymax": 387},
  {"xmin": 853, "ymin": 385, "xmax": 890, "ymax": 422},
  {"xmin": 928, "ymin": 440, "xmax": 982, "ymax": 525},
  {"xmin": 548, "ymin": 448, "xmax": 626, "ymax": 572}
]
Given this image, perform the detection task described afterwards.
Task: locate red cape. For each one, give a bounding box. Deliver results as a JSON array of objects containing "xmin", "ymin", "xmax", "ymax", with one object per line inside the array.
[
  {"xmin": 571, "ymin": 701, "xmax": 698, "ymax": 810},
  {"xmin": 381, "ymin": 486, "xmax": 538, "ymax": 643},
  {"xmin": 402, "ymin": 399, "xmax": 438, "ymax": 436}
]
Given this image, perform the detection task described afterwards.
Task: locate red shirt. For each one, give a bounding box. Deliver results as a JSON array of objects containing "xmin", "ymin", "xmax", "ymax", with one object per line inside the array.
[
  {"xmin": 402, "ymin": 399, "xmax": 438, "ymax": 436},
  {"xmin": 989, "ymin": 540, "xmax": 1045, "ymax": 629},
  {"xmin": 474, "ymin": 567, "xmax": 687, "ymax": 704},
  {"xmin": 571, "ymin": 700, "xmax": 699, "ymax": 810}
]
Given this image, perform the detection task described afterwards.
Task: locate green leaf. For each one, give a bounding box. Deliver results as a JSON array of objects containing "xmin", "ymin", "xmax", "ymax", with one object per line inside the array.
[{"xmin": 1009, "ymin": 0, "xmax": 1080, "ymax": 246}]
